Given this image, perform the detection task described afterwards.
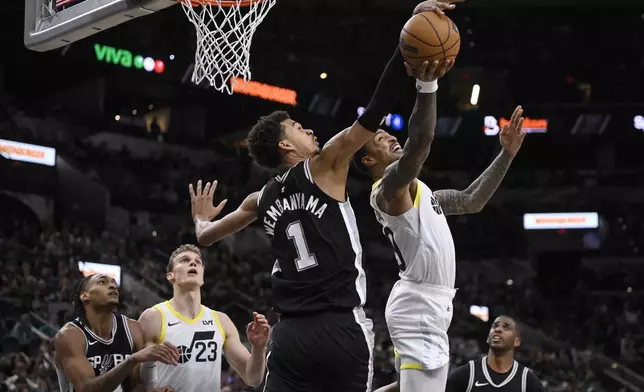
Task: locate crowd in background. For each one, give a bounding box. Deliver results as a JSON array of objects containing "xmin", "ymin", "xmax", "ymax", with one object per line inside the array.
[{"xmin": 1, "ymin": 80, "xmax": 643, "ymax": 392}]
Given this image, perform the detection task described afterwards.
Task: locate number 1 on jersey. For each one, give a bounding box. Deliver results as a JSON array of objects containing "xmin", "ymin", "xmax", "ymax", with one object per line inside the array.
[{"xmin": 286, "ymin": 221, "xmax": 318, "ymax": 271}]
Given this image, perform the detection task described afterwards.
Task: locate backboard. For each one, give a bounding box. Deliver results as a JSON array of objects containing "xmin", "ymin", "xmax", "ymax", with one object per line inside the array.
[{"xmin": 24, "ymin": 0, "xmax": 177, "ymax": 52}]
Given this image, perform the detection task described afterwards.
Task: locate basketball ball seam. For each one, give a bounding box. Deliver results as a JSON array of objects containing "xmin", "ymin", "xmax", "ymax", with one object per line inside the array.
[
  {"xmin": 420, "ymin": 14, "xmax": 446, "ymax": 60},
  {"xmin": 403, "ymin": 36, "xmax": 458, "ymax": 59},
  {"xmin": 421, "ymin": 13, "xmax": 452, "ymax": 46},
  {"xmin": 402, "ymin": 28, "xmax": 442, "ymax": 48},
  {"xmin": 443, "ymin": 36, "xmax": 460, "ymax": 54},
  {"xmin": 402, "ymin": 52, "xmax": 445, "ymax": 60}
]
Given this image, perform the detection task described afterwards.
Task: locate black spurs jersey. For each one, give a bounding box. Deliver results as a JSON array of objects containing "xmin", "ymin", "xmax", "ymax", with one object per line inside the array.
[
  {"xmin": 56, "ymin": 314, "xmax": 135, "ymax": 392},
  {"xmin": 257, "ymin": 160, "xmax": 367, "ymax": 315},
  {"xmin": 447, "ymin": 356, "xmax": 545, "ymax": 392}
]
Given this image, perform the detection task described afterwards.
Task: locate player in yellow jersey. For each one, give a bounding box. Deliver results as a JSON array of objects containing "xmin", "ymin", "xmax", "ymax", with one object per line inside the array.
[{"xmin": 136, "ymin": 245, "xmax": 270, "ymax": 392}]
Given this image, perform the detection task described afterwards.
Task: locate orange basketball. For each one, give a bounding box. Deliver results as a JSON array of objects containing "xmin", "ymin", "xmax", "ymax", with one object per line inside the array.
[{"xmin": 399, "ymin": 12, "xmax": 460, "ymax": 70}]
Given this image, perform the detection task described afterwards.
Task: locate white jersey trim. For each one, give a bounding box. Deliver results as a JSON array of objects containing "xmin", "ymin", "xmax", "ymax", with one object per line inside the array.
[
  {"xmin": 521, "ymin": 367, "xmax": 529, "ymax": 392},
  {"xmin": 262, "ymin": 351, "xmax": 272, "ymax": 392},
  {"xmin": 303, "ymin": 159, "xmax": 314, "ymax": 183},
  {"xmin": 337, "ymin": 198, "xmax": 372, "ymax": 391},
  {"xmin": 481, "ymin": 356, "xmax": 519, "ymax": 388},
  {"xmin": 352, "ymin": 308, "xmax": 374, "ymax": 392},
  {"xmin": 257, "ymin": 185, "xmax": 267, "ymax": 207},
  {"xmin": 121, "ymin": 315, "xmax": 134, "ymax": 352},
  {"xmin": 68, "ymin": 321, "xmax": 88, "ymax": 355},
  {"xmin": 466, "ymin": 360, "xmax": 475, "ymax": 392},
  {"xmin": 337, "ymin": 199, "xmax": 366, "ymax": 304},
  {"xmin": 81, "ymin": 314, "xmax": 118, "ymax": 345}
]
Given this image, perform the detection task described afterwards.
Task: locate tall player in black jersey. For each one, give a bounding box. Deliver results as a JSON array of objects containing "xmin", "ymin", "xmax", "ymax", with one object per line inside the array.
[
  {"xmin": 188, "ymin": 2, "xmax": 460, "ymax": 392},
  {"xmin": 446, "ymin": 316, "xmax": 544, "ymax": 392},
  {"xmin": 54, "ymin": 274, "xmax": 180, "ymax": 392}
]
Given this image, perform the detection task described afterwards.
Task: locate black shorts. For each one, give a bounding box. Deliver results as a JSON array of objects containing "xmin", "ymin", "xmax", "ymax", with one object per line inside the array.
[{"xmin": 263, "ymin": 309, "xmax": 375, "ymax": 392}]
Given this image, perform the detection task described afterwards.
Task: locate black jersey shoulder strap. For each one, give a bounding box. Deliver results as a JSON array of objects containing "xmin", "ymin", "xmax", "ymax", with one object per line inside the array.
[
  {"xmin": 465, "ymin": 360, "xmax": 475, "ymax": 392},
  {"xmin": 521, "ymin": 366, "xmax": 529, "ymax": 392}
]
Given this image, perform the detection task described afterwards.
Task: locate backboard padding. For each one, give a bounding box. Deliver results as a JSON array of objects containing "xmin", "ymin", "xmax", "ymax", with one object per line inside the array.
[{"xmin": 24, "ymin": 0, "xmax": 177, "ymax": 52}]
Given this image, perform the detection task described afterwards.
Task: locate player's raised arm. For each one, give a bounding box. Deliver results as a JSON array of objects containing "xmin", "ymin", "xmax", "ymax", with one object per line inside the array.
[
  {"xmin": 377, "ymin": 60, "xmax": 451, "ymax": 206},
  {"xmin": 218, "ymin": 311, "xmax": 270, "ymax": 387},
  {"xmin": 434, "ymin": 106, "xmax": 526, "ymax": 215},
  {"xmin": 310, "ymin": 46, "xmax": 409, "ymax": 174},
  {"xmin": 189, "ymin": 180, "xmax": 258, "ymax": 246},
  {"xmin": 54, "ymin": 325, "xmax": 179, "ymax": 392},
  {"xmin": 311, "ymin": 0, "xmax": 461, "ymax": 177}
]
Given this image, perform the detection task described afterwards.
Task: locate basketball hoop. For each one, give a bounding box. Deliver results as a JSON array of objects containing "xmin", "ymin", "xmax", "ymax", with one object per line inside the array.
[{"xmin": 179, "ymin": 0, "xmax": 276, "ymax": 95}]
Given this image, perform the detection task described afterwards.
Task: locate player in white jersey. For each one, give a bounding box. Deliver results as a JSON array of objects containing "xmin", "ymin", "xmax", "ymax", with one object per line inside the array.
[
  {"xmin": 353, "ymin": 60, "xmax": 527, "ymax": 391},
  {"xmin": 136, "ymin": 245, "xmax": 270, "ymax": 392}
]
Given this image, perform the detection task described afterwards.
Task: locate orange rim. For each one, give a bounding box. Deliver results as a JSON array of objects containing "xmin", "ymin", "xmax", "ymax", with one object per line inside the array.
[{"xmin": 182, "ymin": 0, "xmax": 263, "ymax": 6}]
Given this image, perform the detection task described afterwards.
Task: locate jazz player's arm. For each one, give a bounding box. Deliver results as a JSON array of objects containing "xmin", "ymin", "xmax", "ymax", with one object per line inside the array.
[
  {"xmin": 127, "ymin": 315, "xmax": 161, "ymax": 388},
  {"xmin": 433, "ymin": 106, "xmax": 526, "ymax": 215},
  {"xmin": 217, "ymin": 312, "xmax": 267, "ymax": 388},
  {"xmin": 308, "ymin": 48, "xmax": 409, "ymax": 184},
  {"xmin": 194, "ymin": 191, "xmax": 259, "ymax": 247},
  {"xmin": 54, "ymin": 324, "xmax": 176, "ymax": 392},
  {"xmin": 376, "ymin": 88, "xmax": 437, "ymax": 216},
  {"xmin": 432, "ymin": 152, "xmax": 514, "ymax": 215}
]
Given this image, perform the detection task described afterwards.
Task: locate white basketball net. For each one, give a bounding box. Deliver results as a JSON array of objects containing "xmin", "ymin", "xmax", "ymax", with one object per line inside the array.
[{"xmin": 180, "ymin": 0, "xmax": 277, "ymax": 95}]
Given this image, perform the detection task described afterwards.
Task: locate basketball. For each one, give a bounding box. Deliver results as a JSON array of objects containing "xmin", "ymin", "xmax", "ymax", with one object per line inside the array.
[{"xmin": 399, "ymin": 12, "xmax": 461, "ymax": 70}]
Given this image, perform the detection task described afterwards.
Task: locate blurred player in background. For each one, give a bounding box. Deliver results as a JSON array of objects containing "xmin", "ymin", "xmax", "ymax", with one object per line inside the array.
[
  {"xmin": 137, "ymin": 245, "xmax": 270, "ymax": 392},
  {"xmin": 446, "ymin": 315, "xmax": 545, "ymax": 392},
  {"xmin": 359, "ymin": 104, "xmax": 527, "ymax": 392},
  {"xmin": 54, "ymin": 274, "xmax": 179, "ymax": 392}
]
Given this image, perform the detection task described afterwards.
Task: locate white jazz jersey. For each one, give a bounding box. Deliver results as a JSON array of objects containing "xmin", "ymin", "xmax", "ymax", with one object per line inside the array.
[
  {"xmin": 371, "ymin": 179, "xmax": 457, "ymax": 371},
  {"xmin": 153, "ymin": 301, "xmax": 226, "ymax": 392},
  {"xmin": 370, "ymin": 178, "xmax": 456, "ymax": 287}
]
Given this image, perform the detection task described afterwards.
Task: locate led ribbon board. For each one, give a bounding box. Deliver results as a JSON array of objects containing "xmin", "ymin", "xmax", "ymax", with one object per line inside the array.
[{"xmin": 94, "ymin": 43, "xmax": 165, "ymax": 74}]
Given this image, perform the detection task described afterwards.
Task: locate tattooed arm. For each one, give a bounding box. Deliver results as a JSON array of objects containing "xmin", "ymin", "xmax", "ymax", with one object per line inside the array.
[
  {"xmin": 434, "ymin": 151, "xmax": 514, "ymax": 215},
  {"xmin": 377, "ymin": 60, "xmax": 452, "ymax": 216},
  {"xmin": 379, "ymin": 91, "xmax": 437, "ymax": 203},
  {"xmin": 434, "ymin": 105, "xmax": 526, "ymax": 216}
]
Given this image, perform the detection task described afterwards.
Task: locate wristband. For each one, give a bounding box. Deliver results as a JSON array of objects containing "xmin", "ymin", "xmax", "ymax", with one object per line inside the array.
[
  {"xmin": 194, "ymin": 218, "xmax": 211, "ymax": 235},
  {"xmin": 416, "ymin": 79, "xmax": 438, "ymax": 94}
]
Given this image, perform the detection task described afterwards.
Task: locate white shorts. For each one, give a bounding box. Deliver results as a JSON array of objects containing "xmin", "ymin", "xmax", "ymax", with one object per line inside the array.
[
  {"xmin": 399, "ymin": 363, "xmax": 450, "ymax": 392},
  {"xmin": 386, "ymin": 280, "xmax": 455, "ymax": 371}
]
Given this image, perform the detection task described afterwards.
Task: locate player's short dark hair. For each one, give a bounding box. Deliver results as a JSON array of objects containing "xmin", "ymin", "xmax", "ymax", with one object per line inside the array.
[
  {"xmin": 72, "ymin": 275, "xmax": 94, "ymax": 325},
  {"xmin": 167, "ymin": 244, "xmax": 202, "ymax": 273},
  {"xmin": 246, "ymin": 111, "xmax": 290, "ymax": 169},
  {"xmin": 351, "ymin": 146, "xmax": 372, "ymax": 178}
]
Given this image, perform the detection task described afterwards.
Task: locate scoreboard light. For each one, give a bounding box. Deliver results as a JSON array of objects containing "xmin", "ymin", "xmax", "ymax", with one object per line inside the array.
[
  {"xmin": 357, "ymin": 107, "xmax": 405, "ymax": 131},
  {"xmin": 484, "ymin": 116, "xmax": 548, "ymax": 136},
  {"xmin": 94, "ymin": 43, "xmax": 165, "ymax": 74}
]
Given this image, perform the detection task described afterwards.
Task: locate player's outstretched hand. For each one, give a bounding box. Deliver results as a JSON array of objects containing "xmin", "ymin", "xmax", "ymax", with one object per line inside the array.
[
  {"xmin": 499, "ymin": 105, "xmax": 526, "ymax": 157},
  {"xmin": 132, "ymin": 342, "xmax": 180, "ymax": 366},
  {"xmin": 413, "ymin": 0, "xmax": 465, "ymax": 16},
  {"xmin": 189, "ymin": 180, "xmax": 228, "ymax": 222},
  {"xmin": 246, "ymin": 312, "xmax": 270, "ymax": 349},
  {"xmin": 404, "ymin": 60, "xmax": 453, "ymax": 82}
]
